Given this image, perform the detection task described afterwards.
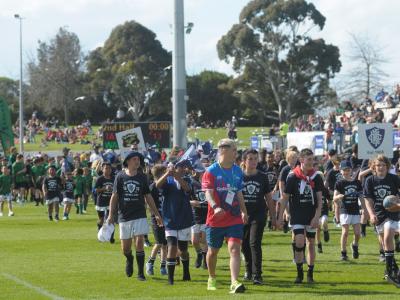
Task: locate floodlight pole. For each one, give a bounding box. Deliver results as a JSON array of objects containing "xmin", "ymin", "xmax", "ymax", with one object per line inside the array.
[
  {"xmin": 15, "ymin": 14, "xmax": 24, "ymax": 154},
  {"xmin": 172, "ymin": 0, "xmax": 187, "ymax": 148}
]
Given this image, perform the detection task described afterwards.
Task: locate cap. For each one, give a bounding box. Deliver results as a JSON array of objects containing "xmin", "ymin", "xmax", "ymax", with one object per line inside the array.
[
  {"xmin": 217, "ymin": 138, "xmax": 236, "ymax": 148},
  {"xmin": 123, "ymin": 151, "xmax": 144, "ymax": 167},
  {"xmin": 340, "ymin": 160, "xmax": 352, "ymax": 170}
]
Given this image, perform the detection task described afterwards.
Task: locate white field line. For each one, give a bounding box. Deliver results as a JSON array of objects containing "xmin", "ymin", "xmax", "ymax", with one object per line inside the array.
[{"xmin": 2, "ymin": 272, "xmax": 65, "ymax": 300}]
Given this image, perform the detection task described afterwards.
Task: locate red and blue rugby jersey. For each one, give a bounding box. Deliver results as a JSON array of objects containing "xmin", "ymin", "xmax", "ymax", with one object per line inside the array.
[{"xmin": 202, "ymin": 162, "xmax": 244, "ymax": 227}]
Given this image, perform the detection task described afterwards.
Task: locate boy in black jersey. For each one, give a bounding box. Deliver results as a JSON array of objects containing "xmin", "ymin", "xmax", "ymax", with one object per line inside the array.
[
  {"xmin": 317, "ymin": 185, "xmax": 330, "ymax": 253},
  {"xmin": 146, "ymin": 164, "xmax": 168, "ymax": 276},
  {"xmin": 107, "ymin": 151, "xmax": 162, "ymax": 281},
  {"xmin": 325, "ymin": 159, "xmax": 342, "ymax": 227},
  {"xmin": 278, "ymin": 148, "xmax": 323, "ymax": 284},
  {"xmin": 62, "ymin": 171, "xmax": 75, "ymax": 220},
  {"xmin": 190, "ymin": 168, "xmax": 208, "ymax": 269},
  {"xmin": 95, "ymin": 162, "xmax": 115, "ymax": 243},
  {"xmin": 42, "ymin": 165, "xmax": 62, "ymax": 221},
  {"xmin": 364, "ymin": 155, "xmax": 400, "ymax": 287},
  {"xmin": 241, "ymin": 149, "xmax": 275, "ymax": 285},
  {"xmin": 334, "ymin": 161, "xmax": 363, "ymax": 261}
]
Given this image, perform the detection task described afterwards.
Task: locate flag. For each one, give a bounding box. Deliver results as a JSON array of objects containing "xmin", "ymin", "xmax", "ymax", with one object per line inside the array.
[
  {"xmin": 375, "ymin": 90, "xmax": 385, "ymax": 102},
  {"xmin": 176, "ymin": 144, "xmax": 202, "ymax": 171}
]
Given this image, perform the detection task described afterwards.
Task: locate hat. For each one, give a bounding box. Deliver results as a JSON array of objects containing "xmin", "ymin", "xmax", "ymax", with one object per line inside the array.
[
  {"xmin": 340, "ymin": 160, "xmax": 352, "ymax": 170},
  {"xmin": 97, "ymin": 223, "xmax": 115, "ymax": 242},
  {"xmin": 217, "ymin": 138, "xmax": 236, "ymax": 148},
  {"xmin": 123, "ymin": 151, "xmax": 144, "ymax": 167}
]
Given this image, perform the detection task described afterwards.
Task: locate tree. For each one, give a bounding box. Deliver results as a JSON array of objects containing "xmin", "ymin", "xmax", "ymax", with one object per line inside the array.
[
  {"xmin": 187, "ymin": 71, "xmax": 239, "ymax": 124},
  {"xmin": 340, "ymin": 33, "xmax": 388, "ymax": 100},
  {"xmin": 85, "ymin": 21, "xmax": 172, "ymax": 121},
  {"xmin": 217, "ymin": 0, "xmax": 341, "ymax": 122},
  {"xmin": 28, "ymin": 27, "xmax": 84, "ymax": 125}
]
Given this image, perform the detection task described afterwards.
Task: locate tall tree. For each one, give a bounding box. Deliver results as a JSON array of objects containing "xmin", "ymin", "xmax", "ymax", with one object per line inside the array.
[
  {"xmin": 341, "ymin": 33, "xmax": 388, "ymax": 100},
  {"xmin": 187, "ymin": 71, "xmax": 239, "ymax": 124},
  {"xmin": 28, "ymin": 27, "xmax": 84, "ymax": 125},
  {"xmin": 217, "ymin": 0, "xmax": 341, "ymax": 122},
  {"xmin": 85, "ymin": 21, "xmax": 172, "ymax": 121}
]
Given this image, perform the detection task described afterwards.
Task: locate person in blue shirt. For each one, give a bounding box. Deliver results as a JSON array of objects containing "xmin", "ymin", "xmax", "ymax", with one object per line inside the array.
[{"xmin": 155, "ymin": 160, "xmax": 193, "ymax": 285}]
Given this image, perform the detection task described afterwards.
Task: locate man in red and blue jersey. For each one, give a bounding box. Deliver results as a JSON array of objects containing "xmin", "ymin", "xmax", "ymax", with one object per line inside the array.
[{"xmin": 202, "ymin": 138, "xmax": 248, "ymax": 293}]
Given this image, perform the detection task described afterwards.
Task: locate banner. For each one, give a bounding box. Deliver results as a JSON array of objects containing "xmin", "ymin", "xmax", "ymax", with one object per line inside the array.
[
  {"xmin": 287, "ymin": 131, "xmax": 326, "ymax": 155},
  {"xmin": 358, "ymin": 123, "xmax": 393, "ymax": 159},
  {"xmin": 250, "ymin": 136, "xmax": 259, "ymax": 149},
  {"xmin": 393, "ymin": 131, "xmax": 400, "ymax": 146},
  {"xmin": 314, "ymin": 135, "xmax": 324, "ymax": 156},
  {"xmin": 116, "ymin": 127, "xmax": 146, "ymax": 159}
]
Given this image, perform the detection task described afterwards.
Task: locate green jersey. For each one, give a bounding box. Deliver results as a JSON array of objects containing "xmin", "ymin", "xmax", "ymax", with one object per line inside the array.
[
  {"xmin": 0, "ymin": 174, "xmax": 12, "ymax": 194},
  {"xmin": 12, "ymin": 161, "xmax": 27, "ymax": 183},
  {"xmin": 83, "ymin": 174, "xmax": 93, "ymax": 193},
  {"xmin": 74, "ymin": 175, "xmax": 85, "ymax": 196},
  {"xmin": 31, "ymin": 164, "xmax": 46, "ymax": 182}
]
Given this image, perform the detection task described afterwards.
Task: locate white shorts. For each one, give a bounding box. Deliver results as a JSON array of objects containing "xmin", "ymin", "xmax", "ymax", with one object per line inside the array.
[
  {"xmin": 119, "ymin": 218, "xmax": 149, "ymax": 240},
  {"xmin": 0, "ymin": 194, "xmax": 12, "ymax": 202},
  {"xmin": 46, "ymin": 197, "xmax": 59, "ymax": 205},
  {"xmin": 319, "ymin": 215, "xmax": 328, "ymax": 225},
  {"xmin": 292, "ymin": 224, "xmax": 316, "ymax": 233},
  {"xmin": 191, "ymin": 224, "xmax": 206, "ymax": 235},
  {"xmin": 383, "ymin": 220, "xmax": 400, "ymax": 233},
  {"xmin": 165, "ymin": 227, "xmax": 191, "ymax": 241},
  {"xmin": 340, "ymin": 214, "xmax": 361, "ymax": 225},
  {"xmin": 272, "ymin": 191, "xmax": 280, "ymax": 202},
  {"xmin": 63, "ymin": 198, "xmax": 74, "ymax": 205},
  {"xmin": 95, "ymin": 206, "xmax": 109, "ymax": 212}
]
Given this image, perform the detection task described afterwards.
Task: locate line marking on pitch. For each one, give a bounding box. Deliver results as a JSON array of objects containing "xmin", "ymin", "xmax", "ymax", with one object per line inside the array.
[{"xmin": 2, "ymin": 272, "xmax": 65, "ymax": 300}]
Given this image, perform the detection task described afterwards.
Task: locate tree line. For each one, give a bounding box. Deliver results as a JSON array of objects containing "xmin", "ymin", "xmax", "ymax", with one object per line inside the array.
[{"xmin": 0, "ymin": 0, "xmax": 389, "ymax": 126}]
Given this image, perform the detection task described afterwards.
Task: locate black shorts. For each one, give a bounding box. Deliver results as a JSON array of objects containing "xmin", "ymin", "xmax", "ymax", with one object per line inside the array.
[
  {"xmin": 15, "ymin": 182, "xmax": 27, "ymax": 189},
  {"xmin": 152, "ymin": 219, "xmax": 167, "ymax": 245}
]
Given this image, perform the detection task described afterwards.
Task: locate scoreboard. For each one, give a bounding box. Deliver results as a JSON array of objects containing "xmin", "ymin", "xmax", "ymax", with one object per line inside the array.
[{"xmin": 102, "ymin": 122, "xmax": 171, "ymax": 149}]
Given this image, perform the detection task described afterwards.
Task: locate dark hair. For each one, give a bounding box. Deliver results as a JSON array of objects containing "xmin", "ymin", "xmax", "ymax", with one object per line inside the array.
[
  {"xmin": 242, "ymin": 149, "xmax": 259, "ymax": 161},
  {"xmin": 17, "ymin": 154, "xmax": 24, "ymax": 159},
  {"xmin": 76, "ymin": 168, "xmax": 83, "ymax": 175},
  {"xmin": 288, "ymin": 145, "xmax": 299, "ymax": 153},
  {"xmin": 102, "ymin": 162, "xmax": 111, "ymax": 168},
  {"xmin": 328, "ymin": 149, "xmax": 337, "ymax": 156},
  {"xmin": 299, "ymin": 148, "xmax": 313, "ymax": 158}
]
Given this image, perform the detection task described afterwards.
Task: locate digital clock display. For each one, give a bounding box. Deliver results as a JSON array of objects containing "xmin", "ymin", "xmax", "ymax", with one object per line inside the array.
[{"xmin": 103, "ymin": 122, "xmax": 171, "ymax": 149}]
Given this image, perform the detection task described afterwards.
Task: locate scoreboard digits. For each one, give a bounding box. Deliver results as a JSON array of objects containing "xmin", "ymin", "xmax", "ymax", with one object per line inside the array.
[{"xmin": 102, "ymin": 122, "xmax": 171, "ymax": 149}]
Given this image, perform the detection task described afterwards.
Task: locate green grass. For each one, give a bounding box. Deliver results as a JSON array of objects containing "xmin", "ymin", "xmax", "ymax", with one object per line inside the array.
[
  {"xmin": 0, "ymin": 203, "xmax": 399, "ymax": 299},
  {"xmin": 22, "ymin": 126, "xmax": 264, "ymax": 153}
]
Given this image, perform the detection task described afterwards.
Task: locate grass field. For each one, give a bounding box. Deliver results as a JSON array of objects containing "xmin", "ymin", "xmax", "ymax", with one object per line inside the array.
[
  {"xmin": 0, "ymin": 202, "xmax": 399, "ymax": 299},
  {"xmin": 20, "ymin": 126, "xmax": 265, "ymax": 153}
]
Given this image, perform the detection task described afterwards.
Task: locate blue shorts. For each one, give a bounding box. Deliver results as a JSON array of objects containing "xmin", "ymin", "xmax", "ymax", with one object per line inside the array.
[{"xmin": 205, "ymin": 224, "xmax": 243, "ymax": 249}]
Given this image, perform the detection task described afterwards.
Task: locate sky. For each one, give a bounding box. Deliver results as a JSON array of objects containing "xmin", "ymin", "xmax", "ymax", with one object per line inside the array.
[{"xmin": 1, "ymin": 0, "xmax": 399, "ymax": 94}]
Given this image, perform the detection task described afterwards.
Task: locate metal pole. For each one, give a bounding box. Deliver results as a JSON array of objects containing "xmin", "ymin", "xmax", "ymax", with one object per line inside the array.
[
  {"xmin": 15, "ymin": 15, "xmax": 24, "ymax": 154},
  {"xmin": 172, "ymin": 0, "xmax": 187, "ymax": 148}
]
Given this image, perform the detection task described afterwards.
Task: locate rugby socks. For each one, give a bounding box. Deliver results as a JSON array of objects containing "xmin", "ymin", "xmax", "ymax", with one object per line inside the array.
[
  {"xmin": 202, "ymin": 251, "xmax": 207, "ymax": 268},
  {"xmin": 385, "ymin": 251, "xmax": 394, "ymax": 274},
  {"xmin": 181, "ymin": 257, "xmax": 190, "ymax": 281},
  {"xmin": 125, "ymin": 251, "xmax": 134, "ymax": 277},
  {"xmin": 295, "ymin": 263, "xmax": 304, "ymax": 283},
  {"xmin": 160, "ymin": 260, "xmax": 166, "ymax": 269},
  {"xmin": 167, "ymin": 258, "xmax": 176, "ymax": 284},
  {"xmin": 136, "ymin": 251, "xmax": 145, "ymax": 276},
  {"xmin": 361, "ymin": 224, "xmax": 367, "ymax": 237},
  {"xmin": 147, "ymin": 257, "xmax": 156, "ymax": 266},
  {"xmin": 307, "ymin": 265, "xmax": 314, "ymax": 283},
  {"xmin": 195, "ymin": 249, "xmax": 202, "ymax": 268}
]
